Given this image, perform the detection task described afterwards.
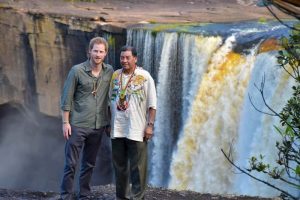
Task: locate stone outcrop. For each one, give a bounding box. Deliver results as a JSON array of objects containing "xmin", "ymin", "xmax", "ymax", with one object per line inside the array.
[{"xmin": 0, "ymin": 7, "xmax": 125, "ymax": 116}]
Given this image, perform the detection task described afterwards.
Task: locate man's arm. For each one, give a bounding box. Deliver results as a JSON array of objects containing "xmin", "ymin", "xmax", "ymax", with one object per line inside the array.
[
  {"xmin": 106, "ymin": 72, "xmax": 114, "ymax": 137},
  {"xmin": 144, "ymin": 107, "xmax": 156, "ymax": 141},
  {"xmin": 60, "ymin": 67, "xmax": 77, "ymax": 140},
  {"xmin": 147, "ymin": 107, "xmax": 156, "ymax": 126},
  {"xmin": 105, "ymin": 106, "xmax": 111, "ymax": 137},
  {"xmin": 62, "ymin": 110, "xmax": 71, "ymax": 140}
]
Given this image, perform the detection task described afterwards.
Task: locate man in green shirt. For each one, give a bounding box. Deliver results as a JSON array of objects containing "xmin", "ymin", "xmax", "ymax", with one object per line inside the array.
[{"xmin": 60, "ymin": 37, "xmax": 113, "ymax": 200}]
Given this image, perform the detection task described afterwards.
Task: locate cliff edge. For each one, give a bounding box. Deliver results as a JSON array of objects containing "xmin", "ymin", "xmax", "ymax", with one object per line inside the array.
[{"xmin": 0, "ymin": 0, "xmax": 293, "ymax": 27}]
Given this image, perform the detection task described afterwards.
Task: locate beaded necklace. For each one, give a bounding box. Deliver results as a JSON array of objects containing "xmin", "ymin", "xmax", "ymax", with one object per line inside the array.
[
  {"xmin": 91, "ymin": 64, "xmax": 102, "ymax": 98},
  {"xmin": 117, "ymin": 66, "xmax": 136, "ymax": 111},
  {"xmin": 91, "ymin": 79, "xmax": 101, "ymax": 98}
]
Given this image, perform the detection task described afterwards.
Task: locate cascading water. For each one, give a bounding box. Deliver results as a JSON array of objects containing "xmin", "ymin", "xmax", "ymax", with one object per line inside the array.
[
  {"xmin": 148, "ymin": 32, "xmax": 178, "ymax": 186},
  {"xmin": 170, "ymin": 35, "xmax": 256, "ymax": 193},
  {"xmin": 180, "ymin": 35, "xmax": 222, "ymax": 126},
  {"xmin": 234, "ymin": 51, "xmax": 297, "ymax": 196},
  {"xmin": 126, "ymin": 21, "xmax": 296, "ymax": 197}
]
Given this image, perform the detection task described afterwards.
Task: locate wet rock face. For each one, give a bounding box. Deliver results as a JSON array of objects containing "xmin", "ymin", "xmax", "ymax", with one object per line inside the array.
[{"xmin": 0, "ymin": 8, "xmax": 125, "ymax": 117}]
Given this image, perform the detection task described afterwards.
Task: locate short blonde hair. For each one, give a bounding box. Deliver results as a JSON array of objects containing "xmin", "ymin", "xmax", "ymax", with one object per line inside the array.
[{"xmin": 89, "ymin": 37, "xmax": 108, "ymax": 52}]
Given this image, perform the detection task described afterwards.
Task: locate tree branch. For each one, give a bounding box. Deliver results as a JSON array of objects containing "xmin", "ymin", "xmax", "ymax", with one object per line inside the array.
[
  {"xmin": 248, "ymin": 94, "xmax": 276, "ymax": 116},
  {"xmin": 251, "ymin": 74, "xmax": 298, "ymax": 134},
  {"xmin": 221, "ymin": 149, "xmax": 298, "ymax": 200},
  {"xmin": 281, "ymin": 64, "xmax": 296, "ymax": 79},
  {"xmin": 264, "ymin": 1, "xmax": 300, "ymax": 31}
]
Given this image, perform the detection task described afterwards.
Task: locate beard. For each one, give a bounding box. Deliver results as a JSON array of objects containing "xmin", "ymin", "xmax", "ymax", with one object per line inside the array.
[{"xmin": 92, "ymin": 57, "xmax": 103, "ymax": 65}]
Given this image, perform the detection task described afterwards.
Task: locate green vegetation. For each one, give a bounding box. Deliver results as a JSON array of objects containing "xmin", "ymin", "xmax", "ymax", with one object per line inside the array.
[
  {"xmin": 151, "ymin": 23, "xmax": 190, "ymax": 33},
  {"xmin": 258, "ymin": 17, "xmax": 267, "ymax": 23},
  {"xmin": 223, "ymin": 23, "xmax": 300, "ymax": 200},
  {"xmin": 107, "ymin": 35, "xmax": 115, "ymax": 48},
  {"xmin": 252, "ymin": 23, "xmax": 300, "ymax": 199},
  {"xmin": 140, "ymin": 22, "xmax": 208, "ymax": 37}
]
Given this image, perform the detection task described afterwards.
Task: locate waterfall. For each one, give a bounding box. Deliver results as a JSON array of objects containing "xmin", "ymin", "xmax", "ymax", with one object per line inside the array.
[
  {"xmin": 234, "ymin": 51, "xmax": 296, "ymax": 197},
  {"xmin": 180, "ymin": 34, "xmax": 222, "ymax": 126},
  {"xmin": 127, "ymin": 30, "xmax": 178, "ymax": 186},
  {"xmin": 169, "ymin": 35, "xmax": 256, "ymax": 193},
  {"xmin": 126, "ymin": 21, "xmax": 294, "ymax": 197},
  {"xmin": 150, "ymin": 32, "xmax": 178, "ymax": 186}
]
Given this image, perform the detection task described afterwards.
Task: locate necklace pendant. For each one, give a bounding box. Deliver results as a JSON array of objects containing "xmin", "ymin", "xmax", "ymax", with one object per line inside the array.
[
  {"xmin": 117, "ymin": 100, "xmax": 128, "ymax": 111},
  {"xmin": 119, "ymin": 90, "xmax": 126, "ymax": 100},
  {"xmin": 92, "ymin": 91, "xmax": 96, "ymax": 97}
]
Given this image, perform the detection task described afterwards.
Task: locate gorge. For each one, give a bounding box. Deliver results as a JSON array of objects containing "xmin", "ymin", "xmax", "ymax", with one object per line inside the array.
[{"xmin": 0, "ymin": 0, "xmax": 298, "ymax": 199}]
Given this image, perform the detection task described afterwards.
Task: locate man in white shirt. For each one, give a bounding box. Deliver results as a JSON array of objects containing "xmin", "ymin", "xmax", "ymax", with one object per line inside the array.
[{"xmin": 109, "ymin": 45, "xmax": 157, "ymax": 199}]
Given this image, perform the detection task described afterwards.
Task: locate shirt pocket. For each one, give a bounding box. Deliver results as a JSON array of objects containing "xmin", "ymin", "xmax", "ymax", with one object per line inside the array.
[
  {"xmin": 78, "ymin": 79, "xmax": 93, "ymax": 93},
  {"xmin": 101, "ymin": 76, "xmax": 111, "ymax": 93},
  {"xmin": 102, "ymin": 76, "xmax": 111, "ymax": 86}
]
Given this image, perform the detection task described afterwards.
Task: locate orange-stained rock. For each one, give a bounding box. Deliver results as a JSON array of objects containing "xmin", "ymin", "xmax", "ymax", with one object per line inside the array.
[{"xmin": 258, "ymin": 38, "xmax": 283, "ymax": 54}]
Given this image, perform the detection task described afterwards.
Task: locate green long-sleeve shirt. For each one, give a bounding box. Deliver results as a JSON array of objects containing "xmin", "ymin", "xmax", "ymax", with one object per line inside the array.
[{"xmin": 61, "ymin": 60, "xmax": 114, "ymax": 129}]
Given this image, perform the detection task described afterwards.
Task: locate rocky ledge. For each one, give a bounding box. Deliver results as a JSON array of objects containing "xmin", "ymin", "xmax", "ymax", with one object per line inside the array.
[
  {"xmin": 0, "ymin": 0, "xmax": 292, "ymax": 28},
  {"xmin": 0, "ymin": 185, "xmax": 276, "ymax": 200}
]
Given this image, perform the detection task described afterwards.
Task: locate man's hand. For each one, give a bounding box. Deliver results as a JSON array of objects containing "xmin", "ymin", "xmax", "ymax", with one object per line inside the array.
[
  {"xmin": 144, "ymin": 125, "xmax": 153, "ymax": 141},
  {"xmin": 63, "ymin": 123, "xmax": 71, "ymax": 140}
]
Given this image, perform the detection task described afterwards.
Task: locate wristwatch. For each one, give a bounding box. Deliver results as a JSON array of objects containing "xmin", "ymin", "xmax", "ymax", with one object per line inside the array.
[{"xmin": 147, "ymin": 122, "xmax": 154, "ymax": 127}]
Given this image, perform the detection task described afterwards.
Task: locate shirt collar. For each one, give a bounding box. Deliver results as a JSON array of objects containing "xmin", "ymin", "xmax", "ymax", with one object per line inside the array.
[{"xmin": 84, "ymin": 59, "xmax": 108, "ymax": 72}]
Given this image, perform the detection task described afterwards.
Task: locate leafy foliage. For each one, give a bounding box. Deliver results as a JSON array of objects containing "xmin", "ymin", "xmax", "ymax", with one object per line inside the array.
[
  {"xmin": 246, "ymin": 23, "xmax": 300, "ymax": 199},
  {"xmin": 222, "ymin": 23, "xmax": 300, "ymax": 200}
]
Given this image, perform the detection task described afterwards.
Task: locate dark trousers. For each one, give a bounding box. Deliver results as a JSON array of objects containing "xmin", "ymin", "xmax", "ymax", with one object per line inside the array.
[
  {"xmin": 60, "ymin": 125, "xmax": 104, "ymax": 200},
  {"xmin": 111, "ymin": 138, "xmax": 148, "ymax": 200}
]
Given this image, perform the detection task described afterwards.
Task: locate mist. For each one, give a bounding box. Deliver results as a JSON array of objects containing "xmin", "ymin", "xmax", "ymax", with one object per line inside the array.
[{"xmin": 0, "ymin": 102, "xmax": 113, "ymax": 192}]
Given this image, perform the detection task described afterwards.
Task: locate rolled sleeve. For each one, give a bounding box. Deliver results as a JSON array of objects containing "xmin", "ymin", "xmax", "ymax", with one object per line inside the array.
[
  {"xmin": 61, "ymin": 68, "xmax": 77, "ymax": 111},
  {"xmin": 147, "ymin": 74, "xmax": 157, "ymax": 110}
]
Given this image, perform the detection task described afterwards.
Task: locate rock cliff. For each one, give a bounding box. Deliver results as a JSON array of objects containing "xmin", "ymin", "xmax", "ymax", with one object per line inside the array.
[{"xmin": 0, "ymin": 6, "xmax": 125, "ymax": 116}]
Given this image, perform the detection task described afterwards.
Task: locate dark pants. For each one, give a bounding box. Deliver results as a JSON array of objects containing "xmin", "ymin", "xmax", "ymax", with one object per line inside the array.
[
  {"xmin": 60, "ymin": 125, "xmax": 104, "ymax": 200},
  {"xmin": 111, "ymin": 138, "xmax": 148, "ymax": 200}
]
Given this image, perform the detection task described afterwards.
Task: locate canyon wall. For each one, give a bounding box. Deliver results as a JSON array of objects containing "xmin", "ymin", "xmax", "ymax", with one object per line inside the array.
[{"xmin": 0, "ymin": 7, "xmax": 126, "ymax": 117}]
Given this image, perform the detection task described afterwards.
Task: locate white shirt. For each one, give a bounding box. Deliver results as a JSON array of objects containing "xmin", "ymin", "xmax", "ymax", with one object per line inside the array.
[{"xmin": 109, "ymin": 67, "xmax": 157, "ymax": 142}]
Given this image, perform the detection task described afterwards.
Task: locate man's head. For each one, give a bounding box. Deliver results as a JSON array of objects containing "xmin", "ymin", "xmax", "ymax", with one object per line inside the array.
[
  {"xmin": 120, "ymin": 45, "xmax": 137, "ymax": 72},
  {"xmin": 88, "ymin": 37, "xmax": 108, "ymax": 66},
  {"xmin": 89, "ymin": 37, "xmax": 108, "ymax": 52}
]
